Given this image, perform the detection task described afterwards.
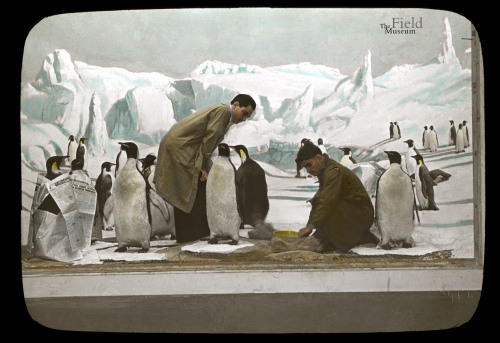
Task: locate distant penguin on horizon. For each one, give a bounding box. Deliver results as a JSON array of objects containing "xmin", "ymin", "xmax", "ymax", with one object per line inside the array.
[
  {"xmin": 456, "ymin": 124, "xmax": 466, "ymax": 153},
  {"xmin": 403, "ymin": 139, "xmax": 418, "ymax": 179},
  {"xmin": 463, "ymin": 120, "xmax": 469, "ymax": 148},
  {"xmin": 422, "ymin": 126, "xmax": 430, "ymax": 150},
  {"xmin": 95, "ymin": 161, "xmax": 115, "ymax": 231},
  {"xmin": 206, "ymin": 143, "xmax": 241, "ymax": 245},
  {"xmin": 231, "ymin": 144, "xmax": 270, "ymax": 230},
  {"xmin": 45, "ymin": 155, "xmax": 69, "ymax": 180},
  {"xmin": 76, "ymin": 137, "xmax": 88, "ymax": 170},
  {"xmin": 113, "ymin": 142, "xmax": 151, "ymax": 252},
  {"xmin": 449, "ymin": 120, "xmax": 457, "ymax": 146},
  {"xmin": 67, "ymin": 135, "xmax": 78, "ymax": 165},
  {"xmin": 375, "ymin": 151, "xmax": 416, "ymax": 250},
  {"xmin": 389, "ymin": 122, "xmax": 394, "ymax": 139},
  {"xmin": 429, "ymin": 125, "xmax": 438, "ymax": 152},
  {"xmin": 393, "ymin": 122, "xmax": 401, "ymax": 139},
  {"xmin": 138, "ymin": 153, "xmax": 176, "ymax": 240},
  {"xmin": 317, "ymin": 138, "xmax": 328, "ymax": 155},
  {"xmin": 340, "ymin": 147, "xmax": 356, "ymax": 167},
  {"xmin": 411, "ymin": 154, "xmax": 439, "ymax": 211}
]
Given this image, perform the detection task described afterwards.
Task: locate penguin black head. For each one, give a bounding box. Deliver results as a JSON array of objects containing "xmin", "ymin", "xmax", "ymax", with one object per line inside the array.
[
  {"xmin": 411, "ymin": 154, "xmax": 424, "ymax": 165},
  {"xmin": 46, "ymin": 155, "xmax": 69, "ymax": 175},
  {"xmin": 69, "ymin": 135, "xmax": 75, "ymax": 141},
  {"xmin": 118, "ymin": 142, "xmax": 139, "ymax": 159},
  {"xmin": 79, "ymin": 137, "xmax": 86, "ymax": 144},
  {"xmin": 230, "ymin": 144, "xmax": 250, "ymax": 163},
  {"xmin": 217, "ymin": 143, "xmax": 231, "ymax": 158},
  {"xmin": 340, "ymin": 147, "xmax": 351, "ymax": 155},
  {"xmin": 404, "ymin": 139, "xmax": 414, "ymax": 147},
  {"xmin": 138, "ymin": 154, "xmax": 156, "ymax": 169},
  {"xmin": 300, "ymin": 138, "xmax": 311, "ymax": 147},
  {"xmin": 463, "ymin": 120, "xmax": 467, "ymax": 125},
  {"xmin": 101, "ymin": 161, "xmax": 115, "ymax": 172},
  {"xmin": 71, "ymin": 159, "xmax": 84, "ymax": 171},
  {"xmin": 424, "ymin": 126, "xmax": 428, "ymax": 129},
  {"xmin": 318, "ymin": 138, "xmax": 323, "ymax": 145},
  {"xmin": 458, "ymin": 123, "xmax": 463, "ymax": 129},
  {"xmin": 394, "ymin": 122, "xmax": 398, "ymax": 125},
  {"xmin": 390, "ymin": 122, "xmax": 393, "ymax": 124},
  {"xmin": 449, "ymin": 120, "xmax": 454, "ymax": 125},
  {"xmin": 430, "ymin": 125, "xmax": 434, "ymax": 130},
  {"xmin": 384, "ymin": 151, "xmax": 401, "ymax": 165}
]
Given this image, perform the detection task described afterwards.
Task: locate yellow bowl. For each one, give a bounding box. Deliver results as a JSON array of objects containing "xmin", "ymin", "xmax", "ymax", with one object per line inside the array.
[{"xmin": 273, "ymin": 230, "xmax": 298, "ymax": 238}]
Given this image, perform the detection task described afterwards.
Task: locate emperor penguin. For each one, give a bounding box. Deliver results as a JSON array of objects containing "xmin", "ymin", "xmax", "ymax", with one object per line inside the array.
[
  {"xmin": 422, "ymin": 126, "xmax": 430, "ymax": 150},
  {"xmin": 429, "ymin": 125, "xmax": 438, "ymax": 152},
  {"xmin": 403, "ymin": 139, "xmax": 419, "ymax": 179},
  {"xmin": 393, "ymin": 122, "xmax": 401, "ymax": 139},
  {"xmin": 339, "ymin": 147, "xmax": 356, "ymax": 167},
  {"xmin": 449, "ymin": 120, "xmax": 456, "ymax": 146},
  {"xmin": 411, "ymin": 154, "xmax": 439, "ymax": 211},
  {"xmin": 67, "ymin": 135, "xmax": 78, "ymax": 164},
  {"xmin": 138, "ymin": 153, "xmax": 176, "ymax": 240},
  {"xmin": 389, "ymin": 122, "xmax": 394, "ymax": 138},
  {"xmin": 45, "ymin": 155, "xmax": 69, "ymax": 180},
  {"xmin": 206, "ymin": 143, "xmax": 241, "ymax": 245},
  {"xmin": 462, "ymin": 120, "xmax": 469, "ymax": 148},
  {"xmin": 231, "ymin": 144, "xmax": 269, "ymax": 229},
  {"xmin": 76, "ymin": 137, "xmax": 88, "ymax": 170},
  {"xmin": 113, "ymin": 142, "xmax": 151, "ymax": 252},
  {"xmin": 317, "ymin": 138, "xmax": 328, "ymax": 155},
  {"xmin": 456, "ymin": 124, "xmax": 465, "ymax": 153},
  {"xmin": 375, "ymin": 151, "xmax": 416, "ymax": 249},
  {"xmin": 95, "ymin": 162, "xmax": 115, "ymax": 231}
]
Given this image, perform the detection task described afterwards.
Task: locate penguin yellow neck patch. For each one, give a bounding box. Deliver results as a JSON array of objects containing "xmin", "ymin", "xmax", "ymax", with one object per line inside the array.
[{"xmin": 52, "ymin": 161, "xmax": 58, "ymax": 170}]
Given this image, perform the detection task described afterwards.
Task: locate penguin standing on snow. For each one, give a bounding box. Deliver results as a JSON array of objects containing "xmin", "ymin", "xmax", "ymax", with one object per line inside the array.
[
  {"xmin": 375, "ymin": 151, "xmax": 416, "ymax": 250},
  {"xmin": 422, "ymin": 126, "xmax": 430, "ymax": 150},
  {"xmin": 429, "ymin": 125, "xmax": 439, "ymax": 152},
  {"xmin": 403, "ymin": 139, "xmax": 419, "ymax": 179},
  {"xmin": 449, "ymin": 120, "xmax": 456, "ymax": 146},
  {"xmin": 76, "ymin": 137, "xmax": 88, "ymax": 170},
  {"xmin": 462, "ymin": 120, "xmax": 470, "ymax": 148},
  {"xmin": 339, "ymin": 147, "xmax": 357, "ymax": 167},
  {"xmin": 139, "ymin": 153, "xmax": 176, "ymax": 240},
  {"xmin": 411, "ymin": 154, "xmax": 439, "ymax": 211},
  {"xmin": 231, "ymin": 144, "xmax": 269, "ymax": 230},
  {"xmin": 113, "ymin": 142, "xmax": 151, "ymax": 252},
  {"xmin": 206, "ymin": 143, "xmax": 241, "ymax": 245},
  {"xmin": 393, "ymin": 122, "xmax": 401, "ymax": 139},
  {"xmin": 67, "ymin": 135, "xmax": 78, "ymax": 164},
  {"xmin": 389, "ymin": 122, "xmax": 394, "ymax": 139},
  {"xmin": 45, "ymin": 155, "xmax": 69, "ymax": 180},
  {"xmin": 95, "ymin": 162, "xmax": 115, "ymax": 231},
  {"xmin": 317, "ymin": 138, "xmax": 328, "ymax": 155}
]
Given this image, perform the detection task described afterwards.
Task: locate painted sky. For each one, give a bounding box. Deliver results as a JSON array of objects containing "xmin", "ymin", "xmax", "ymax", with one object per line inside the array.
[{"xmin": 21, "ymin": 8, "xmax": 472, "ymax": 84}]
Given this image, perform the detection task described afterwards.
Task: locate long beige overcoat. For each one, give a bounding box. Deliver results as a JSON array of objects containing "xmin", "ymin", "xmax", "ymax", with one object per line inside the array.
[{"xmin": 153, "ymin": 103, "xmax": 232, "ymax": 213}]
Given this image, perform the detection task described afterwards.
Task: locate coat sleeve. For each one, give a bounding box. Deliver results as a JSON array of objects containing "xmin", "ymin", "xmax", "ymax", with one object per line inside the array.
[
  {"xmin": 200, "ymin": 107, "xmax": 231, "ymax": 171},
  {"xmin": 307, "ymin": 167, "xmax": 343, "ymax": 228}
]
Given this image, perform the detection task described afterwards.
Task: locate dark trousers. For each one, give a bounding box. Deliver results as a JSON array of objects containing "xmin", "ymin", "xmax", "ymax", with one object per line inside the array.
[{"xmin": 173, "ymin": 179, "xmax": 210, "ymax": 243}]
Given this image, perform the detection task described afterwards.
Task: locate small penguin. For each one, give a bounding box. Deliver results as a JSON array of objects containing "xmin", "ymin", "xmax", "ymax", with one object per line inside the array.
[
  {"xmin": 45, "ymin": 155, "xmax": 69, "ymax": 180},
  {"xmin": 67, "ymin": 135, "xmax": 78, "ymax": 164},
  {"xmin": 231, "ymin": 144, "xmax": 270, "ymax": 230},
  {"xmin": 422, "ymin": 126, "xmax": 430, "ymax": 150},
  {"xmin": 403, "ymin": 139, "xmax": 419, "ymax": 178},
  {"xmin": 95, "ymin": 162, "xmax": 115, "ymax": 231},
  {"xmin": 456, "ymin": 124, "xmax": 466, "ymax": 153},
  {"xmin": 317, "ymin": 138, "xmax": 328, "ymax": 155},
  {"xmin": 393, "ymin": 122, "xmax": 401, "ymax": 139},
  {"xmin": 389, "ymin": 122, "xmax": 394, "ymax": 139},
  {"xmin": 429, "ymin": 125, "xmax": 439, "ymax": 152},
  {"xmin": 462, "ymin": 120, "xmax": 469, "ymax": 148},
  {"xmin": 138, "ymin": 153, "xmax": 176, "ymax": 240},
  {"xmin": 375, "ymin": 151, "xmax": 416, "ymax": 250},
  {"xmin": 411, "ymin": 154, "xmax": 439, "ymax": 211},
  {"xmin": 76, "ymin": 137, "xmax": 87, "ymax": 170},
  {"xmin": 449, "ymin": 120, "xmax": 456, "ymax": 146},
  {"xmin": 113, "ymin": 142, "xmax": 151, "ymax": 252},
  {"xmin": 339, "ymin": 147, "xmax": 356, "ymax": 167},
  {"xmin": 206, "ymin": 143, "xmax": 241, "ymax": 245}
]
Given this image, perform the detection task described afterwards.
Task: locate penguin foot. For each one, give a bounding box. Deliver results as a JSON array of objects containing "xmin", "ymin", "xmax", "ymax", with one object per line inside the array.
[
  {"xmin": 380, "ymin": 243, "xmax": 392, "ymax": 250},
  {"xmin": 402, "ymin": 242, "xmax": 414, "ymax": 249},
  {"xmin": 208, "ymin": 237, "xmax": 218, "ymax": 244},
  {"xmin": 138, "ymin": 248, "xmax": 150, "ymax": 253},
  {"xmin": 114, "ymin": 246, "xmax": 127, "ymax": 253},
  {"xmin": 229, "ymin": 240, "xmax": 239, "ymax": 245}
]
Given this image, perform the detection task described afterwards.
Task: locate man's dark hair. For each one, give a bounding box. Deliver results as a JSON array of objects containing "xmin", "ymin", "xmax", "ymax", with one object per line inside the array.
[
  {"xmin": 231, "ymin": 94, "xmax": 257, "ymax": 110},
  {"xmin": 295, "ymin": 139, "xmax": 322, "ymax": 165}
]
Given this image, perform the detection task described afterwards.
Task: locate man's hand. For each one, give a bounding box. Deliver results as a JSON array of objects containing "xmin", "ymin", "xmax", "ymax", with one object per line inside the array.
[
  {"xmin": 298, "ymin": 225, "xmax": 314, "ymax": 237},
  {"xmin": 200, "ymin": 169, "xmax": 208, "ymax": 182}
]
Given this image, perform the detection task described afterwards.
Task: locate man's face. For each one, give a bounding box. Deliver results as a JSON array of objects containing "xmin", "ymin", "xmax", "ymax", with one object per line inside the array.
[
  {"xmin": 232, "ymin": 102, "xmax": 254, "ymax": 124},
  {"xmin": 301, "ymin": 154, "xmax": 324, "ymax": 176}
]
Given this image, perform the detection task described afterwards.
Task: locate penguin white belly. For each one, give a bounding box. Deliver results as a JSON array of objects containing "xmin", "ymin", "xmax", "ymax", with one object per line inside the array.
[
  {"xmin": 113, "ymin": 161, "xmax": 151, "ymax": 250},
  {"xmin": 206, "ymin": 159, "xmax": 241, "ymax": 243},
  {"xmin": 340, "ymin": 156, "xmax": 351, "ymax": 167},
  {"xmin": 149, "ymin": 188, "xmax": 176, "ymax": 238},
  {"xmin": 414, "ymin": 165, "xmax": 428, "ymax": 209},
  {"xmin": 405, "ymin": 152, "xmax": 417, "ymax": 176},
  {"xmin": 68, "ymin": 143, "xmax": 78, "ymax": 163},
  {"xmin": 376, "ymin": 168, "xmax": 415, "ymax": 246}
]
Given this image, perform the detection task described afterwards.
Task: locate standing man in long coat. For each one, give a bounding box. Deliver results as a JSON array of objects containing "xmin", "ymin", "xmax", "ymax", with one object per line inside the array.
[
  {"xmin": 295, "ymin": 140, "xmax": 379, "ymax": 253},
  {"xmin": 153, "ymin": 94, "xmax": 256, "ymax": 243}
]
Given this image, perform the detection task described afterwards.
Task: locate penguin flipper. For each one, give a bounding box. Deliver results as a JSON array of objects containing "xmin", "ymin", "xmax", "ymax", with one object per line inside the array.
[{"xmin": 149, "ymin": 188, "xmax": 170, "ymax": 222}]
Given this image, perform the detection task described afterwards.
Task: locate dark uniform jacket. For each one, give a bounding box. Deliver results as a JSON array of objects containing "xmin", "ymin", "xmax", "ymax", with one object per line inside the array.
[{"xmin": 307, "ymin": 156, "xmax": 374, "ymax": 252}]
